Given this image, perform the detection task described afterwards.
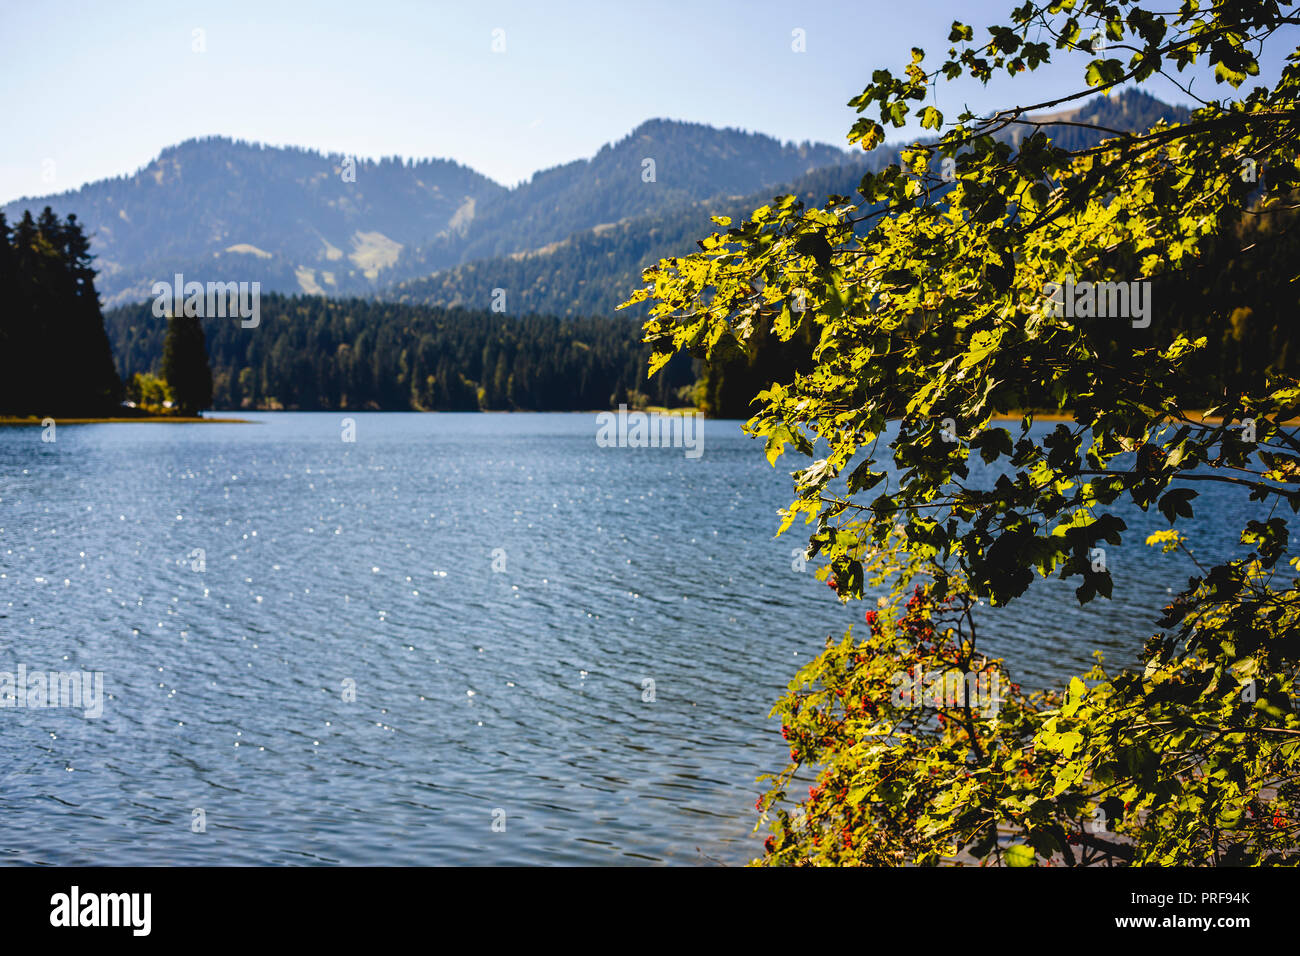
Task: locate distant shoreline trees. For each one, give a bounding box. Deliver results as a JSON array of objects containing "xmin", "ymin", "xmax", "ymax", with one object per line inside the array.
[
  {"xmin": 103, "ymin": 293, "xmax": 696, "ymax": 413},
  {"xmin": 3, "ymin": 207, "xmax": 695, "ymax": 417}
]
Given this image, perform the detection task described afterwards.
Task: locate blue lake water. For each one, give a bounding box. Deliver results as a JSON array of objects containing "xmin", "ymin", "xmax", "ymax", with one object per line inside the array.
[{"xmin": 0, "ymin": 413, "xmax": 1257, "ymax": 864}]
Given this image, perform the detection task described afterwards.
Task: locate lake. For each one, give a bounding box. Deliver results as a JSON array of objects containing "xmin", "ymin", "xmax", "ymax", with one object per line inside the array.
[{"xmin": 0, "ymin": 413, "xmax": 1254, "ymax": 864}]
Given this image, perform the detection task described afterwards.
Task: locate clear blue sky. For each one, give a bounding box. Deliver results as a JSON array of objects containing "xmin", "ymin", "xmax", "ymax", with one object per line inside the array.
[{"xmin": 2, "ymin": 0, "xmax": 1294, "ymax": 203}]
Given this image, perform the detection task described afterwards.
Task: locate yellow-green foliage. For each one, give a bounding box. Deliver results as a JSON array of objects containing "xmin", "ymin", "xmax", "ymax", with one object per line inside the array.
[
  {"xmin": 626, "ymin": 0, "xmax": 1300, "ymax": 866},
  {"xmin": 126, "ymin": 372, "xmax": 171, "ymax": 410}
]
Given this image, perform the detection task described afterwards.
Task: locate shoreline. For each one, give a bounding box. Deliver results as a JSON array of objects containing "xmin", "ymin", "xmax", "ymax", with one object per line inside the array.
[
  {"xmin": 2, "ymin": 409, "xmax": 1290, "ymax": 426},
  {"xmin": 0, "ymin": 415, "xmax": 254, "ymax": 425}
]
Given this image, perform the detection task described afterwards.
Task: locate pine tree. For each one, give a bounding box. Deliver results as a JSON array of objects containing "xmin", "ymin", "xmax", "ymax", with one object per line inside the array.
[
  {"xmin": 0, "ymin": 212, "xmax": 17, "ymax": 412},
  {"xmin": 0, "ymin": 208, "xmax": 121, "ymax": 415},
  {"xmin": 161, "ymin": 313, "xmax": 213, "ymax": 415}
]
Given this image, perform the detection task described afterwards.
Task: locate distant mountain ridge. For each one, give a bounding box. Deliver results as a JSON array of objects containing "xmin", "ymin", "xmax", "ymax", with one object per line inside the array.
[
  {"xmin": 15, "ymin": 89, "xmax": 1188, "ymax": 326},
  {"xmin": 389, "ymin": 157, "xmax": 885, "ymax": 318},
  {"xmin": 80, "ymin": 88, "xmax": 1196, "ymax": 414},
  {"xmin": 6, "ymin": 121, "xmax": 850, "ymax": 307},
  {"xmin": 5, "ymin": 137, "xmax": 504, "ymax": 306},
  {"xmin": 418, "ymin": 118, "xmax": 849, "ymax": 268},
  {"xmin": 389, "ymin": 89, "xmax": 1192, "ymax": 319}
]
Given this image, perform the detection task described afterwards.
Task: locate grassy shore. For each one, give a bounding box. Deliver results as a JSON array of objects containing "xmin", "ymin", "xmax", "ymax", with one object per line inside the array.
[
  {"xmin": 641, "ymin": 405, "xmax": 700, "ymax": 415},
  {"xmin": 0, "ymin": 414, "xmax": 253, "ymax": 425},
  {"xmin": 2, "ymin": 409, "xmax": 1287, "ymax": 426}
]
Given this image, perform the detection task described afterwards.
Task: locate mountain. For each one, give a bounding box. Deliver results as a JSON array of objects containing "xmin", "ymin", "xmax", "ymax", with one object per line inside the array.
[
  {"xmin": 1006, "ymin": 87, "xmax": 1191, "ymax": 151},
  {"xmin": 10, "ymin": 94, "xmax": 1180, "ymax": 317},
  {"xmin": 3, "ymin": 138, "xmax": 505, "ymax": 307},
  {"xmin": 405, "ymin": 119, "xmax": 849, "ymax": 270},
  {"xmin": 389, "ymin": 157, "xmax": 885, "ymax": 318},
  {"xmin": 78, "ymin": 89, "xmax": 1198, "ymax": 416},
  {"xmin": 5, "ymin": 122, "xmax": 849, "ymax": 307},
  {"xmin": 389, "ymin": 90, "xmax": 1193, "ymax": 319}
]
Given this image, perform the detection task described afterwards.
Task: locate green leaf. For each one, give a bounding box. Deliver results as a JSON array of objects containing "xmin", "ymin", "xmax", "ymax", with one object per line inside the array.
[
  {"xmin": 847, "ymin": 459, "xmax": 888, "ymax": 494},
  {"xmin": 1158, "ymin": 488, "xmax": 1197, "ymax": 525},
  {"xmin": 960, "ymin": 329, "xmax": 1002, "ymax": 369},
  {"xmin": 1084, "ymin": 58, "xmax": 1124, "ymax": 88},
  {"xmin": 1005, "ymin": 844, "xmax": 1036, "ymax": 867},
  {"xmin": 764, "ymin": 425, "xmax": 796, "ymax": 466}
]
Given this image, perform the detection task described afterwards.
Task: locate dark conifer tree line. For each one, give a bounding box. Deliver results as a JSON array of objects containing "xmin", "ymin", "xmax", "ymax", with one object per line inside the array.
[
  {"xmin": 8, "ymin": 185, "xmax": 1294, "ymax": 423},
  {"xmin": 104, "ymin": 293, "xmax": 695, "ymax": 412},
  {"xmin": 1, "ymin": 205, "xmax": 693, "ymax": 416},
  {"xmin": 0, "ymin": 208, "xmax": 122, "ymax": 415}
]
